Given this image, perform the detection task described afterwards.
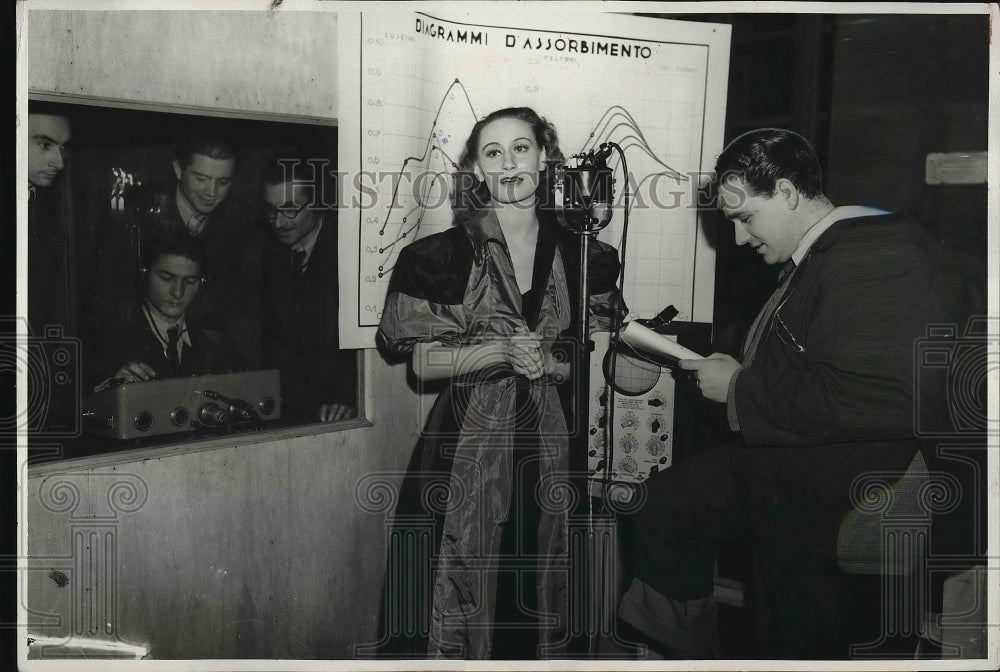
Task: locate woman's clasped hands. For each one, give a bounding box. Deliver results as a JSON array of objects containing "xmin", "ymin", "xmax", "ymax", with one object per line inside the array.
[
  {"xmin": 504, "ymin": 327, "xmax": 570, "ymax": 383},
  {"xmin": 506, "ymin": 327, "xmax": 543, "ymax": 379}
]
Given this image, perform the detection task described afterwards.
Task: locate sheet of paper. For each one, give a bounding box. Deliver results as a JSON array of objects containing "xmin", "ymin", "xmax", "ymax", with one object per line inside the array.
[{"xmin": 620, "ymin": 321, "xmax": 704, "ymax": 361}]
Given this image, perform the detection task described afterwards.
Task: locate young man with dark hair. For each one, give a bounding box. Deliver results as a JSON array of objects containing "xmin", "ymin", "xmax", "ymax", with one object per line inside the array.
[
  {"xmin": 26, "ymin": 102, "xmax": 76, "ymax": 434},
  {"xmin": 169, "ymin": 134, "xmax": 239, "ymax": 236},
  {"xmin": 87, "ymin": 229, "xmax": 243, "ymax": 391},
  {"xmin": 614, "ymin": 128, "xmax": 985, "ymax": 659},
  {"xmin": 27, "ymin": 102, "xmax": 73, "ymax": 334},
  {"xmin": 88, "ymin": 132, "xmax": 263, "ymax": 365},
  {"xmin": 27, "ymin": 102, "xmax": 72, "ymax": 192}
]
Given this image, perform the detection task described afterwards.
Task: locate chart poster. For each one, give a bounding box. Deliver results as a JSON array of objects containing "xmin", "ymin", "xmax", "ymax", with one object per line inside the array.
[{"xmin": 338, "ymin": 9, "xmax": 730, "ymax": 348}]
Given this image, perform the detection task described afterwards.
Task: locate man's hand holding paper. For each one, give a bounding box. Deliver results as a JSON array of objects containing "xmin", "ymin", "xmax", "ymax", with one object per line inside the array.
[{"xmin": 677, "ymin": 353, "xmax": 741, "ymax": 403}]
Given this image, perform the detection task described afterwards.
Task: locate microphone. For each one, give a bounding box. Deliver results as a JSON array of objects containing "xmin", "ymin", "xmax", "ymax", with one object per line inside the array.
[
  {"xmin": 555, "ymin": 143, "xmax": 616, "ymax": 233},
  {"xmin": 202, "ymin": 389, "xmax": 262, "ymax": 425},
  {"xmin": 198, "ymin": 402, "xmax": 231, "ymax": 427}
]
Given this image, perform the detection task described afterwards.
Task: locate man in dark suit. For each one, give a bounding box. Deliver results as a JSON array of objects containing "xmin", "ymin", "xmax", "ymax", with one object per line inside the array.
[
  {"xmin": 26, "ymin": 103, "xmax": 77, "ymax": 435},
  {"xmin": 87, "ymin": 133, "xmax": 262, "ymax": 365},
  {"xmin": 151, "ymin": 135, "xmax": 262, "ymax": 362},
  {"xmin": 87, "ymin": 230, "xmax": 243, "ymax": 391},
  {"xmin": 259, "ymin": 156, "xmax": 356, "ymax": 423},
  {"xmin": 27, "ymin": 103, "xmax": 73, "ymax": 335},
  {"xmin": 615, "ymin": 129, "xmax": 984, "ymax": 658}
]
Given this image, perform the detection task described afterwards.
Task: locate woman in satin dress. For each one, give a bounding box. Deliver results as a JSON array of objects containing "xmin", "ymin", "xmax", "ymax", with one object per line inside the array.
[{"xmin": 377, "ymin": 106, "xmax": 623, "ymax": 659}]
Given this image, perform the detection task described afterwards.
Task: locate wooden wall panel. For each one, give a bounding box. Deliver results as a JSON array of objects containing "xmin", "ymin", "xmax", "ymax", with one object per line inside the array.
[
  {"xmin": 21, "ymin": 5, "xmax": 435, "ymax": 661},
  {"xmin": 28, "ymin": 10, "xmax": 338, "ymax": 121},
  {"xmin": 27, "ymin": 355, "xmax": 426, "ymax": 659}
]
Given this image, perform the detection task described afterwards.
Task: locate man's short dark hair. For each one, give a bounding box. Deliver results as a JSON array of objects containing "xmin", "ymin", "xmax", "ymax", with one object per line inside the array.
[
  {"xmin": 715, "ymin": 128, "xmax": 824, "ymax": 199},
  {"xmin": 174, "ymin": 133, "xmax": 239, "ymax": 169},
  {"xmin": 259, "ymin": 153, "xmax": 336, "ymax": 213},
  {"xmin": 141, "ymin": 227, "xmax": 207, "ymax": 273}
]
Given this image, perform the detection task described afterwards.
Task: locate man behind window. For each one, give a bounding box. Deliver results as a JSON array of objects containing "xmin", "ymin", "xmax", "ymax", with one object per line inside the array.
[
  {"xmin": 27, "ymin": 102, "xmax": 73, "ymax": 334},
  {"xmin": 259, "ymin": 155, "xmax": 356, "ymax": 423},
  {"xmin": 86, "ymin": 229, "xmax": 244, "ymax": 392},
  {"xmin": 87, "ymin": 133, "xmax": 263, "ymax": 365}
]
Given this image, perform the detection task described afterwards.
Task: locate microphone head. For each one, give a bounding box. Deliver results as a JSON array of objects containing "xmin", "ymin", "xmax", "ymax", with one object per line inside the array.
[
  {"xmin": 198, "ymin": 401, "xmax": 231, "ymax": 426},
  {"xmin": 555, "ymin": 161, "xmax": 615, "ymax": 231}
]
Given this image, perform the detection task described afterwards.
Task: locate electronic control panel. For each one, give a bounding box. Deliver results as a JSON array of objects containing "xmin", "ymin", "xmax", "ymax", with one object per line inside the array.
[
  {"xmin": 587, "ymin": 331, "xmax": 676, "ymax": 485},
  {"xmin": 81, "ymin": 370, "xmax": 281, "ymax": 440}
]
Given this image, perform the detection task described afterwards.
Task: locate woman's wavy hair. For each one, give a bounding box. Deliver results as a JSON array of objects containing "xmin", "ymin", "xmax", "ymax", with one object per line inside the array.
[{"xmin": 453, "ymin": 107, "xmax": 566, "ymax": 215}]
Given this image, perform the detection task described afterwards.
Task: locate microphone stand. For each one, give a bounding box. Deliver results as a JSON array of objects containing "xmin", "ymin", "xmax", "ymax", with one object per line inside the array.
[
  {"xmin": 556, "ymin": 143, "xmax": 616, "ymax": 452},
  {"xmin": 555, "ymin": 144, "xmax": 617, "ymax": 655}
]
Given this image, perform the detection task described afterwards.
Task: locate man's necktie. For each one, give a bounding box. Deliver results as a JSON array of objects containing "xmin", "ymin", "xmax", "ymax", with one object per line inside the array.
[
  {"xmin": 291, "ymin": 248, "xmax": 307, "ymax": 278},
  {"xmin": 777, "ymin": 259, "xmax": 796, "ymax": 284},
  {"xmin": 187, "ymin": 213, "xmax": 207, "ymax": 236},
  {"xmin": 166, "ymin": 325, "xmax": 181, "ymax": 375},
  {"xmin": 741, "ymin": 259, "xmax": 798, "ymax": 367}
]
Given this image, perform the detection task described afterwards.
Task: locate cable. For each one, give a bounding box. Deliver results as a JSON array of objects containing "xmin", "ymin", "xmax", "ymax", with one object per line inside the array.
[
  {"xmin": 602, "ymin": 142, "xmax": 629, "ymax": 515},
  {"xmin": 587, "ymin": 142, "xmax": 629, "ymax": 656}
]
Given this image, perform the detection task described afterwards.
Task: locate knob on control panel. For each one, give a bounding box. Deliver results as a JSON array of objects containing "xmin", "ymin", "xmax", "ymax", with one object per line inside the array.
[
  {"xmin": 133, "ymin": 411, "xmax": 154, "ymax": 432},
  {"xmin": 171, "ymin": 407, "xmax": 190, "ymax": 426},
  {"xmin": 80, "ymin": 369, "xmax": 283, "ymax": 440}
]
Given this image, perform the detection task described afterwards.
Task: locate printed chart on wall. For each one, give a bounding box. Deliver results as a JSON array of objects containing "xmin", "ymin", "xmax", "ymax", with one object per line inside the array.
[{"xmin": 338, "ymin": 10, "xmax": 730, "ymax": 348}]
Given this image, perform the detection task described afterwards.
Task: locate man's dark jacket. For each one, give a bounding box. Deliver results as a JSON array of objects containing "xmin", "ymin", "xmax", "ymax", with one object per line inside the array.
[{"xmin": 733, "ymin": 211, "xmax": 986, "ymax": 568}]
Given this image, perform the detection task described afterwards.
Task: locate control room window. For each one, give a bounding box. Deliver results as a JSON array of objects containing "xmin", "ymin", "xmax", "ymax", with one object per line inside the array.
[{"xmin": 27, "ymin": 101, "xmax": 360, "ymax": 461}]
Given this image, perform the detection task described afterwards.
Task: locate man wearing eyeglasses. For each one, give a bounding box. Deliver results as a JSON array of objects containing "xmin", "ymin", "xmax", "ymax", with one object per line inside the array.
[
  {"xmin": 260, "ymin": 156, "xmax": 356, "ymax": 423},
  {"xmin": 613, "ymin": 129, "xmax": 984, "ymax": 659}
]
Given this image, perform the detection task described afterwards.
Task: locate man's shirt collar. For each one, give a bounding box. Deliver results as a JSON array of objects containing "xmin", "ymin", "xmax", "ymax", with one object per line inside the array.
[
  {"xmin": 792, "ymin": 205, "xmax": 889, "ymax": 265},
  {"xmin": 175, "ymin": 186, "xmax": 209, "ymax": 235},
  {"xmin": 142, "ymin": 301, "xmax": 192, "ymax": 353},
  {"xmin": 291, "ymin": 219, "xmax": 323, "ymax": 266}
]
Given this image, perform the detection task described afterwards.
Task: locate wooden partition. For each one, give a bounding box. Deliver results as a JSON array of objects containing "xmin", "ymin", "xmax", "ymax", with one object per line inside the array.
[
  {"xmin": 26, "ymin": 354, "xmax": 430, "ymax": 659},
  {"xmin": 24, "ymin": 8, "xmax": 432, "ymax": 659}
]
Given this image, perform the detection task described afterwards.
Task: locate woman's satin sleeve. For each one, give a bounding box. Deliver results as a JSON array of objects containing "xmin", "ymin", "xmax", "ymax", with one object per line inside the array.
[{"xmin": 376, "ymin": 230, "xmax": 474, "ymax": 356}]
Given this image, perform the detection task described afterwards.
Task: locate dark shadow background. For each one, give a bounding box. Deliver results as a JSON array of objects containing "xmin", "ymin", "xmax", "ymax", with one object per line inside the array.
[{"xmin": 644, "ymin": 12, "xmax": 989, "ymax": 657}]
